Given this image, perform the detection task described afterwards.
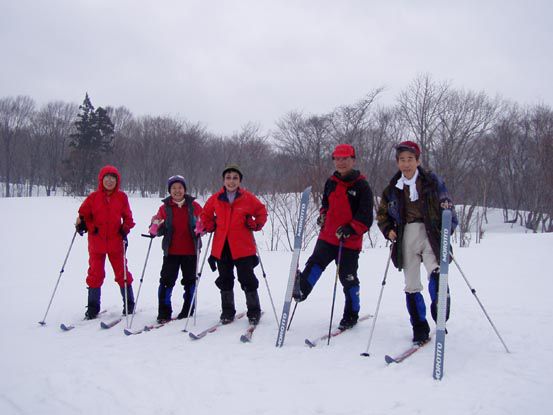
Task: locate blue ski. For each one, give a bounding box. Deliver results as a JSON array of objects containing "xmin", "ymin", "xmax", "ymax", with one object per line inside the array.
[
  {"xmin": 432, "ymin": 209, "xmax": 452, "ymax": 380},
  {"xmin": 275, "ymin": 187, "xmax": 312, "ymax": 347}
]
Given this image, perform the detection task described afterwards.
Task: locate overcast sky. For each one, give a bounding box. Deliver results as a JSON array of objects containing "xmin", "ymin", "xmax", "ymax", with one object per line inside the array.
[{"xmin": 2, "ymin": 0, "xmax": 552, "ymax": 134}]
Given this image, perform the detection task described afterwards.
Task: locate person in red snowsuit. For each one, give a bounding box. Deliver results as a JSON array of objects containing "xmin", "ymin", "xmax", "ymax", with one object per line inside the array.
[
  {"xmin": 200, "ymin": 164, "xmax": 268, "ymax": 325},
  {"xmin": 149, "ymin": 175, "xmax": 203, "ymax": 323},
  {"xmin": 76, "ymin": 165, "xmax": 135, "ymax": 319},
  {"xmin": 293, "ymin": 144, "xmax": 374, "ymax": 330}
]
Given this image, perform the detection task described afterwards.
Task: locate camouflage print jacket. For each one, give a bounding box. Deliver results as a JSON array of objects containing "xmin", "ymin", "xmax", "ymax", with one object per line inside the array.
[{"xmin": 376, "ymin": 167, "xmax": 458, "ymax": 270}]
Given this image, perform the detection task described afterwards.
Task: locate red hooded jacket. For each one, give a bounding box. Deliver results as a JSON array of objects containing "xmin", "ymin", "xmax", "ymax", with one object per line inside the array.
[
  {"xmin": 78, "ymin": 165, "xmax": 135, "ymax": 254},
  {"xmin": 201, "ymin": 187, "xmax": 267, "ymax": 260}
]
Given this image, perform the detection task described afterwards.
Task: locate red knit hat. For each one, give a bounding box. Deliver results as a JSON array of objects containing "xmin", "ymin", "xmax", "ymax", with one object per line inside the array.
[
  {"xmin": 332, "ymin": 144, "xmax": 356, "ymax": 158},
  {"xmin": 396, "ymin": 141, "xmax": 421, "ymax": 157}
]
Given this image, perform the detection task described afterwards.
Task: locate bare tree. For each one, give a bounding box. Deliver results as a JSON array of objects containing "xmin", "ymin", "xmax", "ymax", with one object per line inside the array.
[
  {"xmin": 0, "ymin": 96, "xmax": 35, "ymax": 197},
  {"xmin": 397, "ymin": 74, "xmax": 450, "ymax": 166},
  {"xmin": 31, "ymin": 101, "xmax": 78, "ymax": 195},
  {"xmin": 273, "ymin": 112, "xmax": 333, "ymax": 199},
  {"xmin": 432, "ymin": 89, "xmax": 499, "ymax": 199}
]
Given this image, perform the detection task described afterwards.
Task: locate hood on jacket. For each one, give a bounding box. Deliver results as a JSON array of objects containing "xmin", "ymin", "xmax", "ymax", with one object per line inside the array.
[{"xmin": 97, "ymin": 165, "xmax": 121, "ymax": 192}]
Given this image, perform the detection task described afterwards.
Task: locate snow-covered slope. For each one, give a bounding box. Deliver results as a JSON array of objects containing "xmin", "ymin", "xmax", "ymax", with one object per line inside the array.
[{"xmin": 1, "ymin": 197, "xmax": 551, "ymax": 415}]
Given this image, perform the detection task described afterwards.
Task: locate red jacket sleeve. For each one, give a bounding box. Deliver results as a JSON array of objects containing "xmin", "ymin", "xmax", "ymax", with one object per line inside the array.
[
  {"xmin": 78, "ymin": 193, "xmax": 97, "ymax": 233},
  {"xmin": 250, "ymin": 194, "xmax": 268, "ymax": 229},
  {"xmin": 200, "ymin": 196, "xmax": 216, "ymax": 232},
  {"xmin": 120, "ymin": 193, "xmax": 135, "ymax": 234}
]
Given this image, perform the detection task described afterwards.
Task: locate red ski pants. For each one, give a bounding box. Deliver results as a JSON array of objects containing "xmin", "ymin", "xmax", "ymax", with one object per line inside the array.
[{"xmin": 86, "ymin": 251, "xmax": 133, "ymax": 288}]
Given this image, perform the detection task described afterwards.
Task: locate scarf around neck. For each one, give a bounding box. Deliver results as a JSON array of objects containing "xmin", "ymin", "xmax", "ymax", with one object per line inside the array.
[{"xmin": 395, "ymin": 169, "xmax": 419, "ymax": 202}]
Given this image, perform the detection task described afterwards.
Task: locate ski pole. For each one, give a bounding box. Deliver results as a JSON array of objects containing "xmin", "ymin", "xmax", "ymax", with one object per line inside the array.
[
  {"xmin": 128, "ymin": 233, "xmax": 155, "ymax": 329},
  {"xmin": 123, "ymin": 239, "xmax": 130, "ymax": 329},
  {"xmin": 287, "ymin": 301, "xmax": 299, "ymax": 331},
  {"xmin": 287, "ymin": 270, "xmax": 302, "ymax": 331},
  {"xmin": 39, "ymin": 230, "xmax": 78, "ymax": 325},
  {"xmin": 253, "ymin": 234, "xmax": 280, "ymax": 329},
  {"xmin": 183, "ymin": 232, "xmax": 213, "ymax": 333},
  {"xmin": 327, "ymin": 240, "xmax": 344, "ymax": 345},
  {"xmin": 361, "ymin": 244, "xmax": 393, "ymax": 356},
  {"xmin": 450, "ymin": 253, "xmax": 511, "ymax": 353}
]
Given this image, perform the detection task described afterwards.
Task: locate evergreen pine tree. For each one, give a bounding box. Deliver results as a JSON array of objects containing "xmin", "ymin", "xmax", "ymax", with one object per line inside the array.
[{"xmin": 63, "ymin": 93, "xmax": 115, "ymax": 195}]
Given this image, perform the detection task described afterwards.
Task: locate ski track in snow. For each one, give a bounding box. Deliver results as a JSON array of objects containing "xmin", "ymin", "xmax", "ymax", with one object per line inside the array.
[{"xmin": 1, "ymin": 197, "xmax": 552, "ymax": 415}]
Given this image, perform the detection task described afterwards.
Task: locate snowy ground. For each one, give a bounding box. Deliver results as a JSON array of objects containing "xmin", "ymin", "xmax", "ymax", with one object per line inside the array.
[{"xmin": 1, "ymin": 196, "xmax": 552, "ymax": 415}]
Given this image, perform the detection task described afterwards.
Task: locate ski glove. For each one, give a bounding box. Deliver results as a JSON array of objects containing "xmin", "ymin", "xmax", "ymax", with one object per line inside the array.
[
  {"xmin": 76, "ymin": 216, "xmax": 87, "ymax": 236},
  {"xmin": 194, "ymin": 219, "xmax": 206, "ymax": 237},
  {"xmin": 336, "ymin": 224, "xmax": 355, "ymax": 240},
  {"xmin": 246, "ymin": 216, "xmax": 262, "ymax": 231},
  {"xmin": 208, "ymin": 255, "xmax": 217, "ymax": 272},
  {"xmin": 316, "ymin": 213, "xmax": 326, "ymax": 228},
  {"xmin": 120, "ymin": 226, "xmax": 129, "ymax": 250}
]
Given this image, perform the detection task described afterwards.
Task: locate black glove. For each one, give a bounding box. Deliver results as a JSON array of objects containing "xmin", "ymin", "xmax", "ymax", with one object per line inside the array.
[
  {"xmin": 336, "ymin": 224, "xmax": 355, "ymax": 240},
  {"xmin": 76, "ymin": 217, "xmax": 87, "ymax": 236},
  {"xmin": 208, "ymin": 255, "xmax": 217, "ymax": 272},
  {"xmin": 120, "ymin": 227, "xmax": 129, "ymax": 250},
  {"xmin": 316, "ymin": 213, "xmax": 326, "ymax": 228}
]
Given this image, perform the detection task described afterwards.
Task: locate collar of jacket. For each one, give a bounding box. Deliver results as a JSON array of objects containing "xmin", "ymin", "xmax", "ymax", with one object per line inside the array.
[
  {"xmin": 331, "ymin": 169, "xmax": 363, "ymax": 185},
  {"xmin": 217, "ymin": 187, "xmax": 243, "ymax": 202},
  {"xmin": 162, "ymin": 194, "xmax": 195, "ymax": 206}
]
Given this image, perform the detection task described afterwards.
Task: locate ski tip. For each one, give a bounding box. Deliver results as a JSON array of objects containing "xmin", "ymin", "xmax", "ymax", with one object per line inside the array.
[
  {"xmin": 240, "ymin": 335, "xmax": 251, "ymax": 343},
  {"xmin": 188, "ymin": 332, "xmax": 200, "ymax": 340},
  {"xmin": 304, "ymin": 339, "xmax": 316, "ymax": 348},
  {"xmin": 360, "ymin": 352, "xmax": 370, "ymax": 357},
  {"xmin": 60, "ymin": 324, "xmax": 74, "ymax": 331},
  {"xmin": 384, "ymin": 355, "xmax": 396, "ymax": 364},
  {"xmin": 123, "ymin": 329, "xmax": 135, "ymax": 336},
  {"xmin": 100, "ymin": 322, "xmax": 109, "ymax": 329}
]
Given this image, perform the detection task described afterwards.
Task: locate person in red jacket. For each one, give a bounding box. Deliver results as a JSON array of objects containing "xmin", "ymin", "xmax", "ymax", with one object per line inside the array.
[
  {"xmin": 150, "ymin": 175, "xmax": 203, "ymax": 323},
  {"xmin": 75, "ymin": 165, "xmax": 135, "ymax": 319},
  {"xmin": 293, "ymin": 144, "xmax": 374, "ymax": 330},
  {"xmin": 200, "ymin": 164, "xmax": 268, "ymax": 325}
]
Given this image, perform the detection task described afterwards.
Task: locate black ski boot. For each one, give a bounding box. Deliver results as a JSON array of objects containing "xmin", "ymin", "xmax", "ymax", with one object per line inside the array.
[
  {"xmin": 120, "ymin": 285, "xmax": 135, "ymax": 315},
  {"xmin": 245, "ymin": 290, "xmax": 261, "ymax": 325},
  {"xmin": 85, "ymin": 287, "xmax": 101, "ymax": 320},
  {"xmin": 220, "ymin": 290, "xmax": 236, "ymax": 324},
  {"xmin": 292, "ymin": 270, "xmax": 306, "ymax": 302},
  {"xmin": 413, "ymin": 320, "xmax": 431, "ymax": 344},
  {"xmin": 177, "ymin": 285, "xmax": 196, "ymax": 319},
  {"xmin": 157, "ymin": 284, "xmax": 173, "ymax": 323},
  {"xmin": 338, "ymin": 313, "xmax": 359, "ymax": 330}
]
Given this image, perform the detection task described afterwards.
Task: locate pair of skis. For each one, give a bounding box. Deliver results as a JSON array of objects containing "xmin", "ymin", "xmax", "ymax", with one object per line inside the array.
[
  {"xmin": 59, "ymin": 310, "xmax": 110, "ymax": 331},
  {"xmin": 187, "ymin": 311, "xmax": 263, "ymax": 343}
]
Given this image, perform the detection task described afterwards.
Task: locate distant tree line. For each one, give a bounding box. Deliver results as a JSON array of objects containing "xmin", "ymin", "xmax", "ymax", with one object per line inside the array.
[{"xmin": 1, "ymin": 74, "xmax": 552, "ymax": 234}]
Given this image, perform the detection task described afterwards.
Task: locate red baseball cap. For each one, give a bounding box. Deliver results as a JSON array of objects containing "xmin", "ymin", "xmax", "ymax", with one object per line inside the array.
[
  {"xmin": 396, "ymin": 141, "xmax": 421, "ymax": 157},
  {"xmin": 332, "ymin": 144, "xmax": 356, "ymax": 158}
]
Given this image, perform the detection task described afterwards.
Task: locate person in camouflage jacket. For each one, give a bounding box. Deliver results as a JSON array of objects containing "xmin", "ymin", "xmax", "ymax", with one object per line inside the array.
[{"xmin": 377, "ymin": 141, "xmax": 457, "ymax": 343}]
